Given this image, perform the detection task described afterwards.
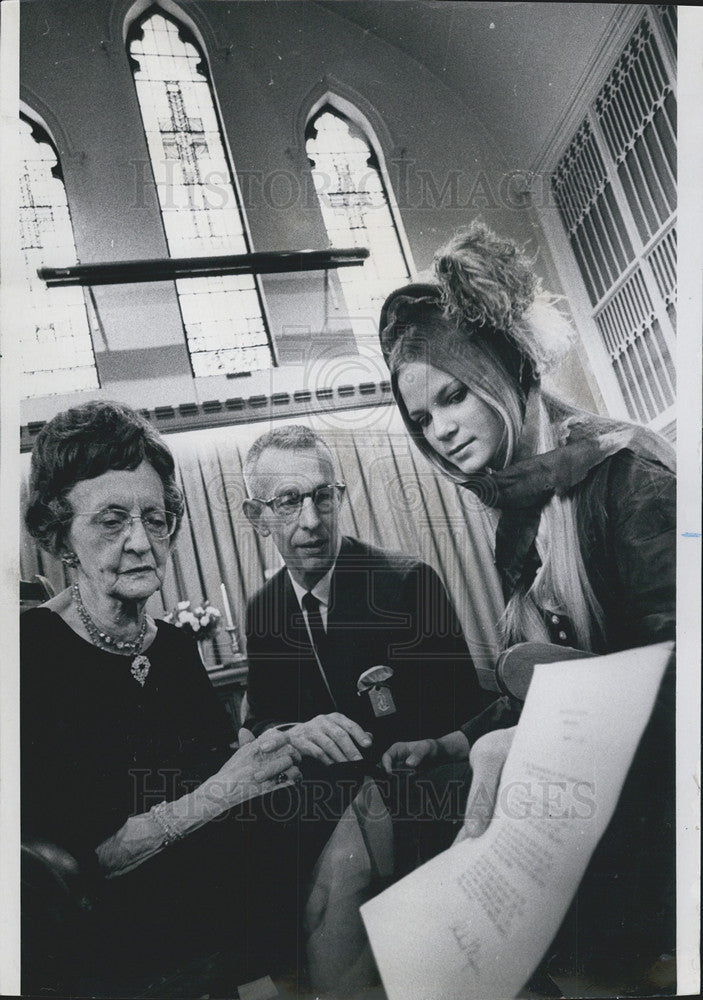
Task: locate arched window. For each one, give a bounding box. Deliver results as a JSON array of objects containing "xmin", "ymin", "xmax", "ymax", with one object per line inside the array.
[
  {"xmin": 127, "ymin": 8, "xmax": 273, "ymax": 377},
  {"xmin": 306, "ymin": 104, "xmax": 410, "ymax": 344},
  {"xmin": 19, "ymin": 115, "xmax": 98, "ymax": 397}
]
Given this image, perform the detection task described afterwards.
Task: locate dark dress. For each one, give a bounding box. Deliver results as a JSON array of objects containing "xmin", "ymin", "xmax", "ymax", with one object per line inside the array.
[
  {"xmin": 20, "ymin": 609, "xmax": 342, "ymax": 987},
  {"xmin": 21, "ymin": 610, "xmax": 235, "ymax": 860}
]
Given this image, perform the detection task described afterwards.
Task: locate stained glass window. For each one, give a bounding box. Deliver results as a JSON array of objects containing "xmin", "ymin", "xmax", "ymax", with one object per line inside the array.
[
  {"xmin": 128, "ymin": 9, "xmax": 272, "ymax": 377},
  {"xmin": 306, "ymin": 106, "xmax": 410, "ymax": 344},
  {"xmin": 19, "ymin": 116, "xmax": 98, "ymax": 397}
]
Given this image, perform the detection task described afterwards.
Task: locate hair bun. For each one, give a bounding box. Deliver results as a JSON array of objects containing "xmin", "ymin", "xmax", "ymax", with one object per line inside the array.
[
  {"xmin": 432, "ymin": 221, "xmax": 573, "ymax": 375},
  {"xmin": 378, "ymin": 283, "xmax": 443, "ymax": 360},
  {"xmin": 433, "ymin": 220, "xmax": 537, "ymax": 331}
]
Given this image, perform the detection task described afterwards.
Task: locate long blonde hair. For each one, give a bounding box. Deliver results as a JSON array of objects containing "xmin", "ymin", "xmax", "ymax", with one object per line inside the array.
[
  {"xmin": 500, "ymin": 394, "xmax": 606, "ymax": 651},
  {"xmin": 382, "ymin": 222, "xmax": 621, "ymax": 651},
  {"xmin": 387, "ymin": 324, "xmax": 607, "ymax": 650}
]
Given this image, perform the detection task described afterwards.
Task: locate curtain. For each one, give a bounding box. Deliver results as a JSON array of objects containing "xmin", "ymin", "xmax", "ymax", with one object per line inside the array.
[{"xmin": 19, "ymin": 406, "xmax": 504, "ymax": 689}]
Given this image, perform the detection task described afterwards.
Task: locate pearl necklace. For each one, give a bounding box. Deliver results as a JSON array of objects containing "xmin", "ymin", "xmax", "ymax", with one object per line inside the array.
[{"xmin": 72, "ymin": 583, "xmax": 151, "ymax": 686}]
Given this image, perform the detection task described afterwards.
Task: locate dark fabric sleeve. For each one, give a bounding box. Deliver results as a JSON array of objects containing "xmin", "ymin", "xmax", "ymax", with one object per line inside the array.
[
  {"xmin": 166, "ymin": 628, "xmax": 237, "ymax": 751},
  {"xmin": 20, "ymin": 612, "xmax": 103, "ymax": 862},
  {"xmin": 243, "ymin": 596, "xmax": 288, "ymax": 736},
  {"xmin": 126, "ymin": 626, "xmax": 236, "ymax": 812},
  {"xmin": 392, "ymin": 560, "xmax": 484, "ymax": 740},
  {"xmin": 596, "ymin": 451, "xmax": 676, "ymax": 650},
  {"xmin": 459, "ymin": 695, "xmax": 521, "ymax": 746},
  {"xmin": 551, "ymin": 651, "xmax": 676, "ymax": 978}
]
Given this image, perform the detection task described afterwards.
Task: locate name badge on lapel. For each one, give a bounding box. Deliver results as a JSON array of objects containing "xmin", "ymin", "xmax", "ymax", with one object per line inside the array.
[{"xmin": 357, "ymin": 665, "xmax": 396, "ymax": 717}]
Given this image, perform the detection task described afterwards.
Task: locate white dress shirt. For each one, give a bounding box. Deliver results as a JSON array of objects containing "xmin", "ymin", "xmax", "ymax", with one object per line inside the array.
[
  {"xmin": 286, "ymin": 536, "xmax": 342, "ymax": 708},
  {"xmin": 287, "ymin": 534, "xmax": 342, "ymax": 634}
]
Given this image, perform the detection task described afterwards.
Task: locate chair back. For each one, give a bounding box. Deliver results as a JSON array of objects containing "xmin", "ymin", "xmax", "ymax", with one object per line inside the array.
[{"xmin": 20, "ymin": 575, "xmax": 55, "ymax": 613}]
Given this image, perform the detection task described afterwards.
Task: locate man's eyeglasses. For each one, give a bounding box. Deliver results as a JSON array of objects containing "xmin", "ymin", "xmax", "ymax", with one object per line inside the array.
[
  {"xmin": 253, "ymin": 483, "xmax": 346, "ymax": 519},
  {"xmin": 79, "ymin": 509, "xmax": 178, "ymax": 541}
]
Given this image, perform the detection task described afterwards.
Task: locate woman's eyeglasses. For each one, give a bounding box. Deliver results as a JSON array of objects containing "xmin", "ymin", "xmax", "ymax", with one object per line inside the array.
[
  {"xmin": 80, "ymin": 509, "xmax": 178, "ymax": 540},
  {"xmin": 253, "ymin": 483, "xmax": 346, "ymax": 520}
]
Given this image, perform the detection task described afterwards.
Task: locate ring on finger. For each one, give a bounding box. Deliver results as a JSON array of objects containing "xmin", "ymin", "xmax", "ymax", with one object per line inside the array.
[{"xmin": 275, "ymin": 771, "xmax": 289, "ymax": 784}]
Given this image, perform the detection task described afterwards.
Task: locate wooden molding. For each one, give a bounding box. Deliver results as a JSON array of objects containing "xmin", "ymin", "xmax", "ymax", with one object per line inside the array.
[{"xmin": 20, "ymin": 378, "xmax": 394, "ymax": 451}]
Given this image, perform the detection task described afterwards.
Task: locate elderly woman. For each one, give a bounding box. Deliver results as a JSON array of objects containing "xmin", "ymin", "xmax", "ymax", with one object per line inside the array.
[
  {"xmin": 21, "ymin": 400, "xmax": 332, "ymax": 990},
  {"xmin": 377, "ymin": 223, "xmax": 676, "ymax": 992}
]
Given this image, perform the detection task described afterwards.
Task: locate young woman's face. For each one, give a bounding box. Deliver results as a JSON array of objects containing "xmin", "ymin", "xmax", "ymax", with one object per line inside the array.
[{"xmin": 398, "ymin": 362, "xmax": 505, "ymax": 474}]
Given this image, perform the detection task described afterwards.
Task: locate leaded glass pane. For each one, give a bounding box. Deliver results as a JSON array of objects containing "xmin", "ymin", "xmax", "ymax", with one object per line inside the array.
[
  {"xmin": 19, "ymin": 117, "xmax": 98, "ymax": 398},
  {"xmin": 306, "ymin": 107, "xmax": 410, "ymax": 343},
  {"xmin": 595, "ymin": 18, "xmax": 676, "ymax": 243},
  {"xmin": 129, "ymin": 11, "xmax": 272, "ymax": 376}
]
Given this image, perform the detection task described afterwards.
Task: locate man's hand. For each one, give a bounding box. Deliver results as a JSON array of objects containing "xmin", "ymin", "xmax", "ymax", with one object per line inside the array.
[
  {"xmin": 285, "ymin": 713, "xmax": 372, "ymax": 764},
  {"xmin": 455, "ymin": 726, "xmax": 516, "ymax": 843}
]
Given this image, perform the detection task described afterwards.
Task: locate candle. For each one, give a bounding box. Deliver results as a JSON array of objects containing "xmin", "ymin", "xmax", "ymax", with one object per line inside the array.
[{"xmin": 220, "ymin": 581, "xmax": 234, "ymax": 629}]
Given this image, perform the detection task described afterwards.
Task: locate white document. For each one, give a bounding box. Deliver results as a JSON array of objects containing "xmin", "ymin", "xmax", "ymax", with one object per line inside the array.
[{"xmin": 361, "ymin": 642, "xmax": 672, "ymax": 1000}]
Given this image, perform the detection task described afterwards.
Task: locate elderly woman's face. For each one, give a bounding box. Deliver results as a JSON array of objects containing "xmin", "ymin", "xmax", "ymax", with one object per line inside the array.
[
  {"xmin": 398, "ymin": 362, "xmax": 504, "ymax": 475},
  {"xmin": 65, "ymin": 461, "xmax": 171, "ymax": 604}
]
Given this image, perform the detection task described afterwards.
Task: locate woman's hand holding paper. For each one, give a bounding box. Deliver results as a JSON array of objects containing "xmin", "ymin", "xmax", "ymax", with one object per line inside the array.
[{"xmin": 455, "ymin": 726, "xmax": 516, "ymax": 843}]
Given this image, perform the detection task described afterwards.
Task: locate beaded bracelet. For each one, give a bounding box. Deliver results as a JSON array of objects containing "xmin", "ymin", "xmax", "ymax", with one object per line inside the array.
[{"xmin": 152, "ymin": 800, "xmax": 184, "ymax": 846}]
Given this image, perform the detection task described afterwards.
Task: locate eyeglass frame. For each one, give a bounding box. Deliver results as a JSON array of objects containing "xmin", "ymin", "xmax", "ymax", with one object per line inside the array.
[
  {"xmin": 72, "ymin": 508, "xmax": 179, "ymax": 541},
  {"xmin": 250, "ymin": 482, "xmax": 346, "ymax": 519}
]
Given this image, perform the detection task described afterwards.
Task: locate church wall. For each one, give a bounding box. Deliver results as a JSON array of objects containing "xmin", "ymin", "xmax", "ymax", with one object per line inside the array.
[{"xmin": 19, "ymin": 0, "xmax": 600, "ymax": 426}]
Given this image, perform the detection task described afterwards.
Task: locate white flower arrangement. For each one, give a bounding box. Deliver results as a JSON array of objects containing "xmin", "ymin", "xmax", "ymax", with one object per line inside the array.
[{"xmin": 164, "ymin": 599, "xmax": 222, "ymax": 641}]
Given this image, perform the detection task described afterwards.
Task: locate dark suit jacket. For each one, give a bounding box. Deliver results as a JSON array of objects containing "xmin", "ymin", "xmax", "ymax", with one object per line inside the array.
[{"xmin": 245, "ymin": 536, "xmax": 482, "ymax": 755}]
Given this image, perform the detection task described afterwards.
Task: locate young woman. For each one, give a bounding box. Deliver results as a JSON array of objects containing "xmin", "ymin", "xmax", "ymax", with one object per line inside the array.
[
  {"xmin": 378, "ymin": 222, "xmax": 676, "ymax": 992},
  {"xmin": 380, "ymin": 221, "xmax": 675, "ymax": 659}
]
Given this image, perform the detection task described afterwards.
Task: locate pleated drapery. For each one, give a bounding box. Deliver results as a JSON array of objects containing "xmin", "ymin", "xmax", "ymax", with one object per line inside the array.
[{"xmin": 20, "ymin": 406, "xmax": 504, "ymax": 689}]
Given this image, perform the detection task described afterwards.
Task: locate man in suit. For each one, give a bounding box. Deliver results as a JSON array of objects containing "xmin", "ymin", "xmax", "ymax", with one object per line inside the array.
[{"xmin": 242, "ymin": 424, "xmax": 482, "ymax": 765}]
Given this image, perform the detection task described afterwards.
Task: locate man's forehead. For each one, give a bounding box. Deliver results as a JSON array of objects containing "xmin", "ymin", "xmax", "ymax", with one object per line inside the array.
[{"xmin": 251, "ymin": 445, "xmax": 335, "ymax": 493}]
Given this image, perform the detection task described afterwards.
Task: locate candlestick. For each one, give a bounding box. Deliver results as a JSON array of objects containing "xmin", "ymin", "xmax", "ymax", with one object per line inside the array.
[
  {"xmin": 225, "ymin": 625, "xmax": 246, "ymax": 661},
  {"xmin": 220, "ymin": 581, "xmax": 234, "ymax": 629}
]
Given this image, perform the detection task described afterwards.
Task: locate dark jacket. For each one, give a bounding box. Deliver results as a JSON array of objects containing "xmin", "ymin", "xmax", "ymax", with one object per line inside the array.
[
  {"xmin": 460, "ymin": 448, "xmax": 676, "ymax": 983},
  {"xmin": 245, "ymin": 536, "xmax": 482, "ymax": 755},
  {"xmin": 575, "ymin": 448, "xmax": 675, "ymax": 652},
  {"xmin": 462, "ymin": 447, "xmax": 676, "ymax": 745}
]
